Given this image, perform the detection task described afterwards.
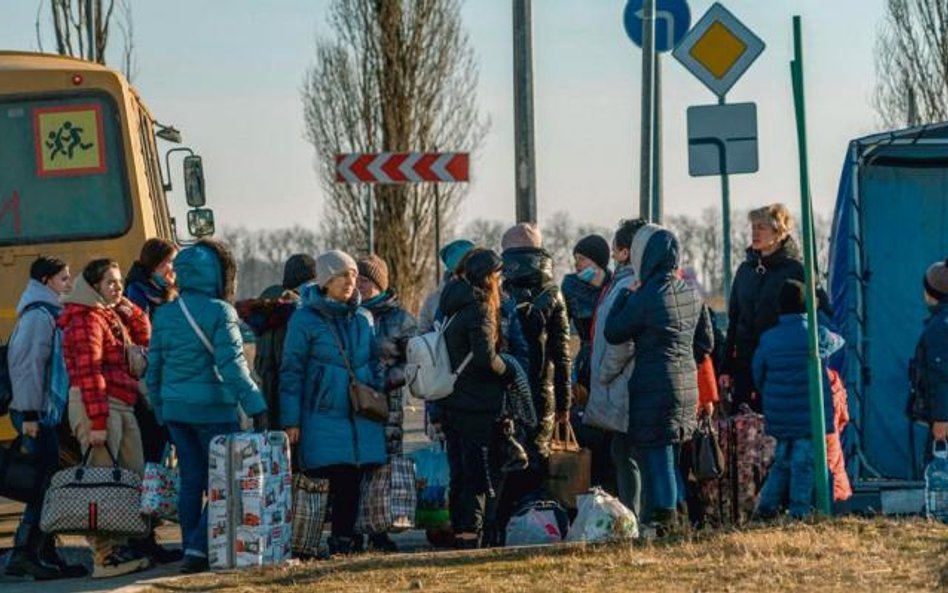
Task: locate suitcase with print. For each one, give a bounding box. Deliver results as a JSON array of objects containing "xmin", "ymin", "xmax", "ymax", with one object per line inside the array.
[
  {"xmin": 207, "ymin": 431, "xmax": 293, "ymax": 570},
  {"xmin": 701, "ymin": 405, "xmax": 776, "ymax": 526}
]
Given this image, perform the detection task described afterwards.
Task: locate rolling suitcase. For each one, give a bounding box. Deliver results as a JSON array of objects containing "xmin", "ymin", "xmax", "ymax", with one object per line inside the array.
[{"xmin": 207, "ymin": 431, "xmax": 293, "ymax": 569}]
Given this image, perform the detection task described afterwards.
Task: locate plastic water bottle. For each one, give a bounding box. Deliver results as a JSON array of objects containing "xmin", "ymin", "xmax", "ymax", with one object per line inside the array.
[{"xmin": 925, "ymin": 440, "xmax": 948, "ymax": 523}]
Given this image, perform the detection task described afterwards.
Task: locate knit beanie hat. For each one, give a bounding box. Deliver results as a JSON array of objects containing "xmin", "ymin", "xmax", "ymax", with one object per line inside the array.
[
  {"xmin": 282, "ymin": 253, "xmax": 317, "ymax": 290},
  {"xmin": 357, "ymin": 254, "xmax": 390, "ymax": 292},
  {"xmin": 924, "ymin": 259, "xmax": 948, "ymax": 301},
  {"xmin": 440, "ymin": 239, "xmax": 476, "ymax": 274},
  {"xmin": 779, "ymin": 279, "xmax": 807, "ymax": 315},
  {"xmin": 464, "ymin": 248, "xmax": 503, "ymax": 288},
  {"xmin": 501, "ymin": 223, "xmax": 542, "ymax": 251},
  {"xmin": 315, "ymin": 250, "xmax": 358, "ymax": 289},
  {"xmin": 573, "ymin": 234, "xmax": 610, "ymax": 271}
]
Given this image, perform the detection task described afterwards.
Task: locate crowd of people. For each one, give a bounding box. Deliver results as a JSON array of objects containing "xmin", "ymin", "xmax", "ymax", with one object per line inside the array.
[{"xmin": 5, "ymin": 203, "xmax": 948, "ymax": 581}]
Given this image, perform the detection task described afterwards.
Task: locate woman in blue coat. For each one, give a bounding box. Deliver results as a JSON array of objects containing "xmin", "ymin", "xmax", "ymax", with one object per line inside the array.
[
  {"xmin": 146, "ymin": 240, "xmax": 267, "ymax": 574},
  {"xmin": 604, "ymin": 223, "xmax": 702, "ymax": 533},
  {"xmin": 280, "ymin": 250, "xmax": 386, "ymax": 556}
]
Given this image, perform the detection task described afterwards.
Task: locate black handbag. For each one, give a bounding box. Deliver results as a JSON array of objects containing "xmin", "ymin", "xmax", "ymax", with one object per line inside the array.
[
  {"xmin": 692, "ymin": 415, "xmax": 725, "ymax": 481},
  {"xmin": 0, "ymin": 435, "xmax": 45, "ymax": 504}
]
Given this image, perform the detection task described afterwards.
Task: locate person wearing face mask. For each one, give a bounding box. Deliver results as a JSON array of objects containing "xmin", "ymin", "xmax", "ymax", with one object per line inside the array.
[
  {"xmin": 720, "ymin": 204, "xmax": 806, "ymax": 413},
  {"xmin": 124, "ymin": 238, "xmax": 178, "ymax": 319},
  {"xmin": 587, "ymin": 219, "xmax": 645, "ymax": 516},
  {"xmin": 123, "ymin": 238, "xmax": 185, "ymax": 565},
  {"xmin": 60, "ymin": 259, "xmax": 152, "ymax": 579},
  {"xmin": 5, "ymin": 256, "xmax": 86, "ymax": 580},
  {"xmin": 280, "ymin": 250, "xmax": 386, "ymax": 557},
  {"xmin": 355, "ymin": 254, "xmax": 417, "ymax": 552},
  {"xmin": 908, "ymin": 259, "xmax": 948, "ymax": 446}
]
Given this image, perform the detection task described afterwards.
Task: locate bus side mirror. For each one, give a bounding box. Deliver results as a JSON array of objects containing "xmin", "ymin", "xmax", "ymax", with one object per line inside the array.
[
  {"xmin": 187, "ymin": 208, "xmax": 215, "ymax": 237},
  {"xmin": 183, "ymin": 155, "xmax": 206, "ymax": 207}
]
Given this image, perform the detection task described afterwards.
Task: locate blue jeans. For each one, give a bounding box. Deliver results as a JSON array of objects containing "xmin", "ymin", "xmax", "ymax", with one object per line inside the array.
[
  {"xmin": 756, "ymin": 438, "xmax": 814, "ymax": 518},
  {"xmin": 613, "ymin": 439, "xmax": 682, "ymax": 522},
  {"xmin": 167, "ymin": 421, "xmax": 238, "ymax": 558},
  {"xmin": 10, "ymin": 410, "xmax": 60, "ymax": 527}
]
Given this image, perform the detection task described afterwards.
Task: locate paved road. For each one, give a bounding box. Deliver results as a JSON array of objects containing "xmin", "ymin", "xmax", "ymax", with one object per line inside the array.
[{"xmin": 0, "ymin": 398, "xmax": 435, "ymax": 593}]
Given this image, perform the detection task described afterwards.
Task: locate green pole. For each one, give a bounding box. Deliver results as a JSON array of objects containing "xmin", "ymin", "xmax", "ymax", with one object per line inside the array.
[{"xmin": 790, "ymin": 16, "xmax": 831, "ymax": 515}]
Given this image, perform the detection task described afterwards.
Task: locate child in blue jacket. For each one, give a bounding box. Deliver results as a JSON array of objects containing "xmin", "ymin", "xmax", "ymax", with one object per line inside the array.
[{"xmin": 753, "ymin": 279, "xmax": 843, "ymax": 519}]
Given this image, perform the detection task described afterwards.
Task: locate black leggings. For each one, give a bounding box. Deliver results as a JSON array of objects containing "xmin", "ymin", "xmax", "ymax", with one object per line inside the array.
[{"xmin": 309, "ymin": 465, "xmax": 367, "ymax": 538}]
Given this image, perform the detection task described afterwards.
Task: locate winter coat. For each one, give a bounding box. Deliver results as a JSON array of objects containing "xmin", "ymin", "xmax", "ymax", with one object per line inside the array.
[
  {"xmin": 146, "ymin": 244, "xmax": 266, "ymax": 426},
  {"xmin": 911, "ymin": 301, "xmax": 948, "ymax": 423},
  {"xmin": 437, "ymin": 278, "xmax": 508, "ymax": 416},
  {"xmin": 604, "ymin": 225, "xmax": 701, "ymax": 446},
  {"xmin": 502, "ymin": 247, "xmax": 572, "ymax": 416},
  {"xmin": 279, "ymin": 286, "xmax": 386, "ymax": 470},
  {"xmin": 725, "ymin": 238, "xmax": 805, "ymax": 374},
  {"xmin": 124, "ymin": 261, "xmax": 173, "ymax": 319},
  {"xmin": 363, "ymin": 290, "xmax": 417, "ymax": 454},
  {"xmin": 236, "ymin": 285, "xmax": 302, "ymax": 426},
  {"xmin": 8, "ymin": 280, "xmax": 62, "ymax": 416},
  {"xmin": 751, "ymin": 313, "xmax": 843, "ymax": 440},
  {"xmin": 590, "ymin": 264, "xmax": 638, "ymax": 420},
  {"xmin": 60, "ymin": 276, "xmax": 150, "ymax": 431},
  {"xmin": 562, "ymin": 271, "xmax": 610, "ymax": 389},
  {"xmin": 826, "ymin": 368, "xmax": 852, "ymax": 502}
]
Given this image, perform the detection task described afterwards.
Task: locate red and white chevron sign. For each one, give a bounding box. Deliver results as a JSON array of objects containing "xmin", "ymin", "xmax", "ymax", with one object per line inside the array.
[{"xmin": 335, "ymin": 152, "xmax": 470, "ymax": 183}]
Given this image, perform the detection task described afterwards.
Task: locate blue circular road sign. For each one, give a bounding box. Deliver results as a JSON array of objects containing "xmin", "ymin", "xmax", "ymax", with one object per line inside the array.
[{"xmin": 624, "ymin": 0, "xmax": 691, "ymax": 52}]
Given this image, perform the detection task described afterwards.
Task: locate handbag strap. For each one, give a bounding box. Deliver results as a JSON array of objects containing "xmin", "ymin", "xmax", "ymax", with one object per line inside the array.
[
  {"xmin": 178, "ymin": 298, "xmax": 214, "ymax": 356},
  {"xmin": 551, "ymin": 420, "xmax": 580, "ymax": 452},
  {"xmin": 325, "ymin": 317, "xmax": 359, "ymax": 385}
]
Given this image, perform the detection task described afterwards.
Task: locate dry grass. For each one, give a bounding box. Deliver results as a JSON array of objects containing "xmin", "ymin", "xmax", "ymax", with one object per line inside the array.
[{"xmin": 148, "ymin": 518, "xmax": 948, "ymax": 593}]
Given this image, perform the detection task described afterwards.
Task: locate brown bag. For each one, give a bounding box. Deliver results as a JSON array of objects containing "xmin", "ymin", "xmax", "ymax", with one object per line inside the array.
[
  {"xmin": 544, "ymin": 421, "xmax": 592, "ymax": 509},
  {"xmin": 327, "ymin": 323, "xmax": 388, "ymax": 423}
]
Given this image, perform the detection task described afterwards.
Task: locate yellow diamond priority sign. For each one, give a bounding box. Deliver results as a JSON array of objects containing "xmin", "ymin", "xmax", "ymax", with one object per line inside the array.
[{"xmin": 673, "ymin": 3, "xmax": 764, "ymax": 98}]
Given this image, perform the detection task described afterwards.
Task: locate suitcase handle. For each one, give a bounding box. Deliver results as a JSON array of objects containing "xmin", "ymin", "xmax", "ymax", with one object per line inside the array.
[{"xmin": 551, "ymin": 420, "xmax": 581, "ymax": 452}]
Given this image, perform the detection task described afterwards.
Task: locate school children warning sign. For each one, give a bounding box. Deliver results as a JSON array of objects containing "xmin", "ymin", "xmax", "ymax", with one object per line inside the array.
[{"xmin": 33, "ymin": 104, "xmax": 106, "ymax": 177}]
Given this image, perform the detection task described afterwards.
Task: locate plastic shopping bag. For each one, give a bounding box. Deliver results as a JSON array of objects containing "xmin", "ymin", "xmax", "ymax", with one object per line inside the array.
[{"xmin": 565, "ymin": 487, "xmax": 638, "ymax": 543}]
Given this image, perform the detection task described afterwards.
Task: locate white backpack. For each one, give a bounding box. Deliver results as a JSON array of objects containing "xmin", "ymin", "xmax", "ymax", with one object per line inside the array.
[{"xmin": 405, "ymin": 314, "xmax": 473, "ymax": 401}]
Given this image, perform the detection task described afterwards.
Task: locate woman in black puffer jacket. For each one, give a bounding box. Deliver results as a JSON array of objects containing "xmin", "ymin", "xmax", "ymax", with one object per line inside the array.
[
  {"xmin": 721, "ymin": 204, "xmax": 805, "ymax": 412},
  {"xmin": 605, "ymin": 223, "xmax": 701, "ymax": 532},
  {"xmin": 438, "ymin": 248, "xmax": 515, "ymax": 549}
]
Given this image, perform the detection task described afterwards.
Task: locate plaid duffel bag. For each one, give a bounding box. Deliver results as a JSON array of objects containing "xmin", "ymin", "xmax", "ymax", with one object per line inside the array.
[
  {"xmin": 41, "ymin": 445, "xmax": 149, "ymax": 537},
  {"xmin": 291, "ymin": 472, "xmax": 329, "ymax": 557},
  {"xmin": 355, "ymin": 456, "xmax": 416, "ymax": 534}
]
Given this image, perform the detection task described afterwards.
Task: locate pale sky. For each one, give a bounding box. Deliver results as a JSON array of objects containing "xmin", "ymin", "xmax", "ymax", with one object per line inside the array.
[{"xmin": 0, "ymin": 0, "xmax": 886, "ymax": 234}]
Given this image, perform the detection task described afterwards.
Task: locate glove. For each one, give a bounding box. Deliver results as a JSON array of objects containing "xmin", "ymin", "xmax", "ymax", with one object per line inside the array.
[{"xmin": 252, "ymin": 412, "xmax": 269, "ymax": 433}]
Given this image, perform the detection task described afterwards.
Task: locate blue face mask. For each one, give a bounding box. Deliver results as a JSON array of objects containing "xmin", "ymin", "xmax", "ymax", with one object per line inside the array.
[
  {"xmin": 577, "ymin": 267, "xmax": 598, "ymax": 284},
  {"xmin": 152, "ymin": 273, "xmax": 168, "ymax": 289}
]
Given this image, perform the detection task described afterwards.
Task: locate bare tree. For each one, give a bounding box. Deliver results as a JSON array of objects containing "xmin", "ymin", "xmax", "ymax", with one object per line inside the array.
[
  {"xmin": 461, "ymin": 218, "xmax": 504, "ymax": 252},
  {"xmin": 220, "ymin": 226, "xmax": 323, "ymax": 299},
  {"xmin": 302, "ymin": 0, "xmax": 488, "ymax": 312},
  {"xmin": 874, "ymin": 0, "xmax": 948, "ymax": 127},
  {"xmin": 36, "ymin": 0, "xmax": 134, "ymax": 79}
]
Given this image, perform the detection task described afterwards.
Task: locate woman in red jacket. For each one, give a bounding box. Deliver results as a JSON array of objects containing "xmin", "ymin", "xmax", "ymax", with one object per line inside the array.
[{"xmin": 59, "ymin": 259, "xmax": 152, "ymax": 580}]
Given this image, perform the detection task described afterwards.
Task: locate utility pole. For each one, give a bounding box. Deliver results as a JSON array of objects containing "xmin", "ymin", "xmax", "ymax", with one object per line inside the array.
[
  {"xmin": 651, "ymin": 53, "xmax": 662, "ymax": 223},
  {"xmin": 639, "ymin": 0, "xmax": 656, "ymax": 222},
  {"xmin": 513, "ymin": 0, "xmax": 537, "ymax": 224}
]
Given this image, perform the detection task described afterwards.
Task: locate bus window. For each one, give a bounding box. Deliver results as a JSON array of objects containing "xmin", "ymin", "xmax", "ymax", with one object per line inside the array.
[{"xmin": 0, "ymin": 92, "xmax": 131, "ymax": 246}]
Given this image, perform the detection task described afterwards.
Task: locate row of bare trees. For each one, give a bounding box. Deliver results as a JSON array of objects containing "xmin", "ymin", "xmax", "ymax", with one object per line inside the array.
[{"xmin": 34, "ymin": 0, "xmax": 136, "ymax": 81}]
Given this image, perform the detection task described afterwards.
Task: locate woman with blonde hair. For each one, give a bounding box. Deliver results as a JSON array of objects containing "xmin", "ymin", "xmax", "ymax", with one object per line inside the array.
[{"xmin": 720, "ymin": 204, "xmax": 805, "ymax": 412}]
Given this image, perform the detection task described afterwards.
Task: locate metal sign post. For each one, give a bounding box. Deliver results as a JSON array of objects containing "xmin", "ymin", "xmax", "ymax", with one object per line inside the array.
[
  {"xmin": 513, "ymin": 0, "xmax": 537, "ymax": 224},
  {"xmin": 624, "ymin": 0, "xmax": 691, "ymax": 223},
  {"xmin": 791, "ymin": 15, "xmax": 831, "ymax": 516}
]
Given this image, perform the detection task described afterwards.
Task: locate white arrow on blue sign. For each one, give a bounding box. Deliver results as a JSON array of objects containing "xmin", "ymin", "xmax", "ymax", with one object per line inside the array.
[{"xmin": 623, "ymin": 0, "xmax": 691, "ymax": 52}]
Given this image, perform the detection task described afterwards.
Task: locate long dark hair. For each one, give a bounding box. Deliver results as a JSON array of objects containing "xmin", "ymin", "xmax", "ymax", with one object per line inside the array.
[{"xmin": 136, "ymin": 238, "xmax": 176, "ymax": 275}]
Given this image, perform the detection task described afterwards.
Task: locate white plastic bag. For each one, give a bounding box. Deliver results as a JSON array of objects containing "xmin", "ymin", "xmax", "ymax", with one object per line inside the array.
[
  {"xmin": 505, "ymin": 500, "xmax": 567, "ymax": 546},
  {"xmin": 565, "ymin": 487, "xmax": 638, "ymax": 543}
]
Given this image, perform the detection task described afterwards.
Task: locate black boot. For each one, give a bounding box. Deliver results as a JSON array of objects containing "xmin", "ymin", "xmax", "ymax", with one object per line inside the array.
[
  {"xmin": 325, "ymin": 536, "xmax": 354, "ymax": 557},
  {"xmin": 130, "ymin": 532, "xmax": 183, "ymax": 564},
  {"xmin": 651, "ymin": 508, "xmax": 680, "ymax": 539},
  {"xmin": 5, "ymin": 523, "xmax": 62, "ymax": 580},
  {"xmin": 39, "ymin": 533, "xmax": 88, "ymax": 578},
  {"xmin": 368, "ymin": 532, "xmax": 397, "ymax": 552}
]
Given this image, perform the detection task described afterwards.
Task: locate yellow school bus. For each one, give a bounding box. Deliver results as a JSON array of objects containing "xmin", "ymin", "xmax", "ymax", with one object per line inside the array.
[{"xmin": 0, "ymin": 51, "xmax": 213, "ymax": 439}]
